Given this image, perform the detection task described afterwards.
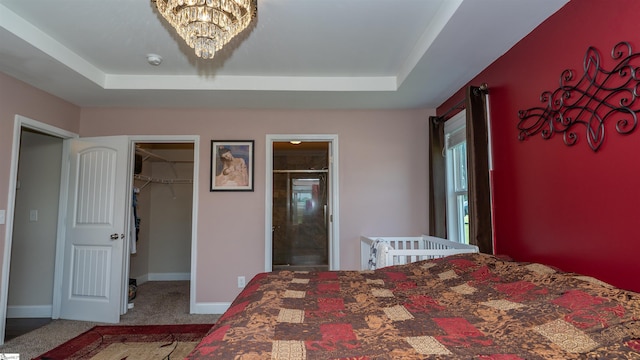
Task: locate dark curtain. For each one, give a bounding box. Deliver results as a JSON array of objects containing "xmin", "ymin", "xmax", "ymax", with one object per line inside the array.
[
  {"xmin": 428, "ymin": 85, "xmax": 493, "ymax": 253},
  {"xmin": 465, "ymin": 86, "xmax": 493, "ymax": 254},
  {"xmin": 428, "ymin": 117, "xmax": 446, "ymax": 238}
]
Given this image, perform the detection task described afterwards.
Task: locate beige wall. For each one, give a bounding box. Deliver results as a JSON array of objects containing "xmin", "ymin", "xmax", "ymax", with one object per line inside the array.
[
  {"xmin": 79, "ymin": 107, "xmax": 432, "ymax": 302},
  {"xmin": 129, "ymin": 148, "xmax": 193, "ymax": 281},
  {"xmin": 8, "ymin": 130, "xmax": 62, "ymax": 309},
  {"xmin": 0, "ymin": 72, "xmax": 433, "ymax": 307},
  {"xmin": 148, "ymin": 151, "xmax": 193, "ymax": 277}
]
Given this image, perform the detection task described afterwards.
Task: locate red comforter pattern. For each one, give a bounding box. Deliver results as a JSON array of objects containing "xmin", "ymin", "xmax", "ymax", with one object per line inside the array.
[{"xmin": 187, "ymin": 253, "xmax": 640, "ymax": 359}]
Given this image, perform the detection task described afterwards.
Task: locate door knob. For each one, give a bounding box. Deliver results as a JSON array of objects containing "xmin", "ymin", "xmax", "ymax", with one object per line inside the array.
[{"xmin": 110, "ymin": 233, "xmax": 119, "ymax": 240}]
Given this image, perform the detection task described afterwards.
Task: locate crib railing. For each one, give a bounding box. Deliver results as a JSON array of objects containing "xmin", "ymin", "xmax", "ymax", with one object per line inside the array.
[{"xmin": 360, "ymin": 235, "xmax": 479, "ymax": 270}]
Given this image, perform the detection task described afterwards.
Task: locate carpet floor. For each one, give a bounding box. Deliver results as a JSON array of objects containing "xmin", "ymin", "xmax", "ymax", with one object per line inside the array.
[
  {"xmin": 34, "ymin": 324, "xmax": 212, "ymax": 360},
  {"xmin": 0, "ymin": 281, "xmax": 219, "ymax": 360}
]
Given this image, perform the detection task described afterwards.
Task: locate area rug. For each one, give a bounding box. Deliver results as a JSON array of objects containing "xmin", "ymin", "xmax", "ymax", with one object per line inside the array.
[{"xmin": 34, "ymin": 324, "xmax": 213, "ymax": 360}]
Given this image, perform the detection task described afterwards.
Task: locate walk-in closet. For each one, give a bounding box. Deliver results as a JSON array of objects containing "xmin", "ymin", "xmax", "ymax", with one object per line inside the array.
[{"xmin": 129, "ymin": 143, "xmax": 194, "ymax": 303}]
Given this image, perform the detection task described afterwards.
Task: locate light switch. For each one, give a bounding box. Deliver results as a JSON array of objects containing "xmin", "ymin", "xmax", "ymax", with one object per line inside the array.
[
  {"xmin": 29, "ymin": 209, "xmax": 38, "ymax": 222},
  {"xmin": 0, "ymin": 210, "xmax": 5, "ymax": 224}
]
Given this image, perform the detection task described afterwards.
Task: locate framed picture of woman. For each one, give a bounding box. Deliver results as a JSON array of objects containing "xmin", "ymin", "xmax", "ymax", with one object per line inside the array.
[{"xmin": 210, "ymin": 140, "xmax": 254, "ymax": 191}]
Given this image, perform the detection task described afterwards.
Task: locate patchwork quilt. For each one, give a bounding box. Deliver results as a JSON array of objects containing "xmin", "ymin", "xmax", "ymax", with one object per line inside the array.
[{"xmin": 187, "ymin": 253, "xmax": 640, "ymax": 359}]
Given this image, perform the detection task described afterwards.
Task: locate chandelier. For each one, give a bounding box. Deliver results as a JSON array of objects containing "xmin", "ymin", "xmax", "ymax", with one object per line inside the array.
[{"xmin": 152, "ymin": 0, "xmax": 257, "ymax": 59}]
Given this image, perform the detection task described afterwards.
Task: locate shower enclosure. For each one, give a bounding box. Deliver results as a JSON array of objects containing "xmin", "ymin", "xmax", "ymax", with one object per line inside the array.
[{"xmin": 272, "ymin": 142, "xmax": 329, "ymax": 271}]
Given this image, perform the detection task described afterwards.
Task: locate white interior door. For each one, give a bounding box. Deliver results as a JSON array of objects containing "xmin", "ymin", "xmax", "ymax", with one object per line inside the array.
[{"xmin": 57, "ymin": 136, "xmax": 130, "ymax": 323}]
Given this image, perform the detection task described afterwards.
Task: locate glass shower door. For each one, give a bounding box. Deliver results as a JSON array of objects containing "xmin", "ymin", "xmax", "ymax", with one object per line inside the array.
[{"xmin": 272, "ymin": 171, "xmax": 328, "ymax": 270}]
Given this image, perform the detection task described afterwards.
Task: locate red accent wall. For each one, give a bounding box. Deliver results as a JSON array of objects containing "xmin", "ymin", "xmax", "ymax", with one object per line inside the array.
[{"xmin": 439, "ymin": 0, "xmax": 640, "ymax": 292}]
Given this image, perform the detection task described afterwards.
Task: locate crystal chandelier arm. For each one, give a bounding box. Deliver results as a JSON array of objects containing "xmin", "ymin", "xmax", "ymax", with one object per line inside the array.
[{"xmin": 151, "ymin": 0, "xmax": 257, "ymax": 59}]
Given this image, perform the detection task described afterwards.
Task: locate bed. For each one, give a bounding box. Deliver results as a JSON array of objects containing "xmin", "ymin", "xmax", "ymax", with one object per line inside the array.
[{"xmin": 186, "ymin": 248, "xmax": 640, "ymax": 359}]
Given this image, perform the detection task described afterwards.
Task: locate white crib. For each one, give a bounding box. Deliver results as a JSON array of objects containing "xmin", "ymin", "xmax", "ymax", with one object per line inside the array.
[{"xmin": 360, "ymin": 235, "xmax": 479, "ymax": 270}]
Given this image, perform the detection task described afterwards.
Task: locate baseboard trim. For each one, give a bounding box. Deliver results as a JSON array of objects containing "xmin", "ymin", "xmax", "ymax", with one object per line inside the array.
[
  {"xmin": 191, "ymin": 302, "xmax": 230, "ymax": 315},
  {"xmin": 7, "ymin": 305, "xmax": 52, "ymax": 318},
  {"xmin": 134, "ymin": 274, "xmax": 149, "ymax": 284},
  {"xmin": 7, "ymin": 301, "xmax": 229, "ymax": 317},
  {"xmin": 137, "ymin": 272, "xmax": 190, "ymax": 282}
]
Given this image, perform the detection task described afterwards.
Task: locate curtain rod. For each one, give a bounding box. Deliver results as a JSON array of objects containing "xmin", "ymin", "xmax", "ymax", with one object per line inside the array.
[
  {"xmin": 431, "ymin": 83, "xmax": 489, "ymax": 124},
  {"xmin": 431, "ymin": 99, "xmax": 465, "ymax": 124}
]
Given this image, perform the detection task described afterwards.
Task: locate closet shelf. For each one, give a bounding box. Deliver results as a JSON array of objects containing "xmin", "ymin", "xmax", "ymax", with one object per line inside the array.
[
  {"xmin": 133, "ymin": 147, "xmax": 193, "ymax": 200},
  {"xmin": 134, "ymin": 174, "xmax": 193, "ymax": 190},
  {"xmin": 135, "ymin": 147, "xmax": 194, "ymax": 163}
]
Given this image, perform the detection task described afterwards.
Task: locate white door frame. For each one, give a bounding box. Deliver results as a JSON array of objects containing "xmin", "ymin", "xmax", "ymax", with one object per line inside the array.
[
  {"xmin": 129, "ymin": 135, "xmax": 200, "ymax": 315},
  {"xmin": 265, "ymin": 134, "xmax": 340, "ymax": 272},
  {"xmin": 0, "ymin": 115, "xmax": 77, "ymax": 345}
]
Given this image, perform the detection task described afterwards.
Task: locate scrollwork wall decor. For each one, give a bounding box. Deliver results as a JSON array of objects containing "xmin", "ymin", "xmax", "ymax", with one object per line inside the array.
[{"xmin": 517, "ymin": 41, "xmax": 640, "ymax": 152}]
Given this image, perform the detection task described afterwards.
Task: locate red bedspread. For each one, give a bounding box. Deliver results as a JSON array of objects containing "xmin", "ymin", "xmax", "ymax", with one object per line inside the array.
[{"xmin": 187, "ymin": 253, "xmax": 640, "ymax": 359}]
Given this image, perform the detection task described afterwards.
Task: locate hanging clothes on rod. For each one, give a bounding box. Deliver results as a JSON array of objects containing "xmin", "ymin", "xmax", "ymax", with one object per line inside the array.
[{"xmin": 130, "ymin": 187, "xmax": 140, "ymax": 254}]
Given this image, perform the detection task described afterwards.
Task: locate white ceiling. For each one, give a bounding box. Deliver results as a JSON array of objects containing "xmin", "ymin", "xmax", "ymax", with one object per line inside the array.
[{"xmin": 0, "ymin": 0, "xmax": 568, "ymax": 110}]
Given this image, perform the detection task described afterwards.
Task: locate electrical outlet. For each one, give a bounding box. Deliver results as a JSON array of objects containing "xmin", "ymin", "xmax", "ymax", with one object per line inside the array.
[
  {"xmin": 237, "ymin": 276, "xmax": 246, "ymax": 288},
  {"xmin": 29, "ymin": 209, "xmax": 38, "ymax": 222}
]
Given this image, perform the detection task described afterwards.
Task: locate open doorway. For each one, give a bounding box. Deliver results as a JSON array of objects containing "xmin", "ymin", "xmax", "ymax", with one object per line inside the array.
[
  {"xmin": 272, "ymin": 142, "xmax": 329, "ymax": 271},
  {"xmin": 129, "ymin": 142, "xmax": 194, "ymax": 309},
  {"xmin": 4, "ymin": 128, "xmax": 62, "ymax": 341},
  {"xmin": 265, "ymin": 134, "xmax": 340, "ymax": 273}
]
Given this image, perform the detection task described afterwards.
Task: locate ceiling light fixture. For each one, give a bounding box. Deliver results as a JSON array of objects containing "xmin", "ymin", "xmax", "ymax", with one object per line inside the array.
[
  {"xmin": 290, "ymin": 141, "xmax": 302, "ymax": 145},
  {"xmin": 151, "ymin": 0, "xmax": 257, "ymax": 59}
]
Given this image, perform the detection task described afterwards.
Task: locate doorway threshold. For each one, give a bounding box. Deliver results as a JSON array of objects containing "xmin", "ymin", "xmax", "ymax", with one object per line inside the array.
[{"xmin": 272, "ymin": 264, "xmax": 329, "ymax": 272}]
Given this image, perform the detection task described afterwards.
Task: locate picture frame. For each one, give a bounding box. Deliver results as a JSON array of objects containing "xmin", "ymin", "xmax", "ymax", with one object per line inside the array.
[{"xmin": 210, "ymin": 140, "xmax": 254, "ymax": 192}]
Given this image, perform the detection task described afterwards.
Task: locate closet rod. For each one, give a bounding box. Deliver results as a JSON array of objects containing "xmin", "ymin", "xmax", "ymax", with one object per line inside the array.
[
  {"xmin": 134, "ymin": 174, "xmax": 192, "ymax": 183},
  {"xmin": 273, "ymin": 169, "xmax": 328, "ymax": 174},
  {"xmin": 133, "ymin": 174, "xmax": 193, "ymax": 190}
]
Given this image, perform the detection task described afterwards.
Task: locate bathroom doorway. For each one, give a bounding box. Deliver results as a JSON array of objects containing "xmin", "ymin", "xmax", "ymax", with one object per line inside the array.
[{"xmin": 272, "ymin": 141, "xmax": 329, "ymax": 271}]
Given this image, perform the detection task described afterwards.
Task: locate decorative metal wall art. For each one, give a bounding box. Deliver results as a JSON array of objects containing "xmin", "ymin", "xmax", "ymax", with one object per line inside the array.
[{"xmin": 517, "ymin": 41, "xmax": 640, "ymax": 152}]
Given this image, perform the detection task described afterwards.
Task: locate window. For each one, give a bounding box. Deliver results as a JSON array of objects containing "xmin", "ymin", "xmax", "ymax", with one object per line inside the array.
[
  {"xmin": 444, "ymin": 111, "xmax": 469, "ymax": 244},
  {"xmin": 429, "ymin": 85, "xmax": 492, "ymax": 252}
]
